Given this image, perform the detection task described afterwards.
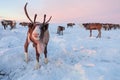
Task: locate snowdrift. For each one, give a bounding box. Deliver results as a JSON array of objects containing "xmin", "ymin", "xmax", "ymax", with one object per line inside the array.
[{"xmin": 0, "ymin": 23, "xmax": 120, "ymax": 80}]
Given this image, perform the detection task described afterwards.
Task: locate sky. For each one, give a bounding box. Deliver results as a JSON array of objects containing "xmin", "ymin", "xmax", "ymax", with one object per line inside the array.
[{"xmin": 0, "ymin": 0, "xmax": 120, "ymax": 23}]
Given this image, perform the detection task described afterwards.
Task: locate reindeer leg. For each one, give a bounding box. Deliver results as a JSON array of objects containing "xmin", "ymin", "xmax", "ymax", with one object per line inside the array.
[
  {"xmin": 96, "ymin": 30, "xmax": 99, "ymax": 38},
  {"xmin": 4, "ymin": 25, "xmax": 6, "ymax": 30},
  {"xmin": 34, "ymin": 45, "xmax": 41, "ymax": 70},
  {"xmin": 62, "ymin": 31, "xmax": 63, "ymax": 35},
  {"xmin": 3, "ymin": 25, "xmax": 5, "ymax": 29},
  {"xmin": 96, "ymin": 30, "xmax": 101, "ymax": 38},
  {"xmin": 57, "ymin": 29, "xmax": 59, "ymax": 34},
  {"xmin": 90, "ymin": 30, "xmax": 92, "ymax": 37},
  {"xmin": 5, "ymin": 25, "xmax": 8, "ymax": 29},
  {"xmin": 59, "ymin": 31, "xmax": 61, "ymax": 35},
  {"xmin": 44, "ymin": 46, "xmax": 48, "ymax": 64},
  {"xmin": 24, "ymin": 36, "xmax": 30, "ymax": 63},
  {"xmin": 100, "ymin": 30, "xmax": 101, "ymax": 38},
  {"xmin": 10, "ymin": 26, "xmax": 12, "ymax": 30},
  {"xmin": 10, "ymin": 25, "xmax": 13, "ymax": 30},
  {"xmin": 57, "ymin": 30, "xmax": 60, "ymax": 35},
  {"xmin": 99, "ymin": 30, "xmax": 101, "ymax": 38}
]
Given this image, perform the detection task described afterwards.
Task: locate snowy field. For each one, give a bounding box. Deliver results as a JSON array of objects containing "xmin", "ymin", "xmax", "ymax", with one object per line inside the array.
[{"xmin": 0, "ymin": 23, "xmax": 120, "ymax": 80}]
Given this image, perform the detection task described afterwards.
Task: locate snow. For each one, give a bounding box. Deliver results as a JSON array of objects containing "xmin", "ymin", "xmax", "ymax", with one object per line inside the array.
[{"xmin": 0, "ymin": 23, "xmax": 120, "ymax": 80}]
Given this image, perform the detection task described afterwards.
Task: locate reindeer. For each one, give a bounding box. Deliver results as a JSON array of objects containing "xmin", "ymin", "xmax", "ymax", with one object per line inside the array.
[
  {"xmin": 83, "ymin": 23, "xmax": 102, "ymax": 38},
  {"xmin": 19, "ymin": 22, "xmax": 30, "ymax": 27},
  {"xmin": 1, "ymin": 20, "xmax": 16, "ymax": 30},
  {"xmin": 24, "ymin": 3, "xmax": 52, "ymax": 69},
  {"xmin": 57, "ymin": 26, "xmax": 65, "ymax": 35},
  {"xmin": 67, "ymin": 23, "xmax": 75, "ymax": 28}
]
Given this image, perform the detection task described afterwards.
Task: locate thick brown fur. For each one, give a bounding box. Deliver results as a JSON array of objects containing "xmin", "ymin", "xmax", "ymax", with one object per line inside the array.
[{"xmin": 83, "ymin": 23, "xmax": 102, "ymax": 38}]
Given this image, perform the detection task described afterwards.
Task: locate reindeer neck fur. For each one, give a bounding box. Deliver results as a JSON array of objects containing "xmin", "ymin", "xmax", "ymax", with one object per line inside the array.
[{"xmin": 40, "ymin": 29, "xmax": 49, "ymax": 43}]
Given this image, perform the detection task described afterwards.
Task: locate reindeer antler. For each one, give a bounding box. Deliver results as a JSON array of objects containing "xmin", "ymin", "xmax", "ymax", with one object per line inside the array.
[
  {"xmin": 34, "ymin": 14, "xmax": 37, "ymax": 23},
  {"xmin": 43, "ymin": 14, "xmax": 46, "ymax": 24},
  {"xmin": 24, "ymin": 3, "xmax": 33, "ymax": 23},
  {"xmin": 24, "ymin": 3, "xmax": 51, "ymax": 24},
  {"xmin": 46, "ymin": 16, "xmax": 52, "ymax": 23},
  {"xmin": 43, "ymin": 14, "xmax": 52, "ymax": 24},
  {"xmin": 24, "ymin": 3, "xmax": 38, "ymax": 24}
]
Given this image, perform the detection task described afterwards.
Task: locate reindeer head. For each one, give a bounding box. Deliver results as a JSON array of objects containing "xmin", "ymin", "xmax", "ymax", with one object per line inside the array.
[
  {"xmin": 24, "ymin": 3, "xmax": 52, "ymax": 40},
  {"xmin": 24, "ymin": 3, "xmax": 52, "ymax": 31}
]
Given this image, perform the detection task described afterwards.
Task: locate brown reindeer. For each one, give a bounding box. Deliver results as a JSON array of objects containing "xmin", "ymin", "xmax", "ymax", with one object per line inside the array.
[
  {"xmin": 102, "ymin": 23, "xmax": 110, "ymax": 31},
  {"xmin": 1, "ymin": 20, "xmax": 16, "ymax": 30},
  {"xmin": 83, "ymin": 23, "xmax": 102, "ymax": 38},
  {"xmin": 102, "ymin": 23, "xmax": 120, "ymax": 30},
  {"xmin": 67, "ymin": 23, "xmax": 75, "ymax": 28},
  {"xmin": 24, "ymin": 3, "xmax": 52, "ymax": 69},
  {"xmin": 57, "ymin": 26, "xmax": 65, "ymax": 35},
  {"xmin": 19, "ymin": 22, "xmax": 30, "ymax": 27}
]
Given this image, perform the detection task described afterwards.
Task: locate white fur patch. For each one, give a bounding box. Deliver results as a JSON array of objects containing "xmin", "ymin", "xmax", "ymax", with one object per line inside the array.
[
  {"xmin": 37, "ymin": 43, "xmax": 45, "ymax": 54},
  {"xmin": 32, "ymin": 26, "xmax": 41, "ymax": 40},
  {"xmin": 34, "ymin": 61, "xmax": 41, "ymax": 70},
  {"xmin": 24, "ymin": 52, "xmax": 28, "ymax": 63},
  {"xmin": 44, "ymin": 58, "xmax": 48, "ymax": 64}
]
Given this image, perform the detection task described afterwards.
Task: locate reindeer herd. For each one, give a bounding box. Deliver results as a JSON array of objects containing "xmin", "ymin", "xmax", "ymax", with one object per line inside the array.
[
  {"xmin": 1, "ymin": 19, "xmax": 120, "ymax": 37},
  {"xmin": 0, "ymin": 2, "xmax": 120, "ymax": 69},
  {"xmin": 82, "ymin": 23, "xmax": 120, "ymax": 38},
  {"xmin": 1, "ymin": 20, "xmax": 16, "ymax": 30}
]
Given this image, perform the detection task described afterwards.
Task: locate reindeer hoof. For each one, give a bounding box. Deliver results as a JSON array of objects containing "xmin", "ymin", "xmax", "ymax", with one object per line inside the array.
[
  {"xmin": 25, "ymin": 59, "xmax": 29, "ymax": 63},
  {"xmin": 34, "ymin": 64, "xmax": 41, "ymax": 70},
  {"xmin": 44, "ymin": 58, "xmax": 48, "ymax": 64},
  {"xmin": 34, "ymin": 62, "xmax": 41, "ymax": 70},
  {"xmin": 24, "ymin": 58, "xmax": 29, "ymax": 63},
  {"xmin": 34, "ymin": 65, "xmax": 41, "ymax": 70},
  {"xmin": 24, "ymin": 52, "xmax": 29, "ymax": 63}
]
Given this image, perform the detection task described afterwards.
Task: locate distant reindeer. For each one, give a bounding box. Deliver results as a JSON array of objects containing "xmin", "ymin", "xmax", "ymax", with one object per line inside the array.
[
  {"xmin": 57, "ymin": 26, "xmax": 65, "ymax": 35},
  {"xmin": 67, "ymin": 23, "xmax": 75, "ymax": 28},
  {"xmin": 102, "ymin": 24, "xmax": 110, "ymax": 31},
  {"xmin": 24, "ymin": 3, "xmax": 52, "ymax": 69},
  {"xmin": 1, "ymin": 20, "xmax": 16, "ymax": 30},
  {"xmin": 102, "ymin": 23, "xmax": 120, "ymax": 30},
  {"xmin": 19, "ymin": 22, "xmax": 30, "ymax": 27},
  {"xmin": 82, "ymin": 23, "xmax": 102, "ymax": 38}
]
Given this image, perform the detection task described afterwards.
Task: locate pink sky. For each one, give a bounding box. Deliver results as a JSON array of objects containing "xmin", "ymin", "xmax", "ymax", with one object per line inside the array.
[{"xmin": 0, "ymin": 0, "xmax": 120, "ymax": 23}]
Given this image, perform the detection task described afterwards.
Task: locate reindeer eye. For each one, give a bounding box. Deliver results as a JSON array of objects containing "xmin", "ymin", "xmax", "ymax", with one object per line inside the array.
[{"xmin": 40, "ymin": 26, "xmax": 44, "ymax": 30}]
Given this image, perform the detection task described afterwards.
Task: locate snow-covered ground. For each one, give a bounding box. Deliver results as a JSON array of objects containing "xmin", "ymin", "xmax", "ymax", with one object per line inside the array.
[{"xmin": 0, "ymin": 23, "xmax": 120, "ymax": 80}]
